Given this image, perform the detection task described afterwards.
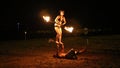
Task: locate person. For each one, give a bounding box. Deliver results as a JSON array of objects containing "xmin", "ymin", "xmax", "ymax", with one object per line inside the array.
[
  {"xmin": 54, "ymin": 10, "xmax": 66, "ymax": 45},
  {"xmin": 53, "ymin": 48, "xmax": 86, "ymax": 60},
  {"xmin": 54, "ymin": 10, "xmax": 66, "ymax": 54}
]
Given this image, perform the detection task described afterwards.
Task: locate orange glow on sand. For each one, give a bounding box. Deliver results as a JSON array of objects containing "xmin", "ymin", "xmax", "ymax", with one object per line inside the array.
[
  {"xmin": 43, "ymin": 16, "xmax": 50, "ymax": 22},
  {"xmin": 64, "ymin": 26, "xmax": 74, "ymax": 33}
]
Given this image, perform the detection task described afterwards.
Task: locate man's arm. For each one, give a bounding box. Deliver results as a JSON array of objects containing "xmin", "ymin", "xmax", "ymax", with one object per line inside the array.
[
  {"xmin": 55, "ymin": 16, "xmax": 60, "ymax": 23},
  {"xmin": 62, "ymin": 17, "xmax": 66, "ymax": 25}
]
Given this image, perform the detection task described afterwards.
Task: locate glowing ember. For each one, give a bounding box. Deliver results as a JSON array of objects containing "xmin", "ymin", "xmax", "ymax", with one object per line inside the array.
[
  {"xmin": 43, "ymin": 16, "xmax": 50, "ymax": 22},
  {"xmin": 64, "ymin": 26, "xmax": 74, "ymax": 33}
]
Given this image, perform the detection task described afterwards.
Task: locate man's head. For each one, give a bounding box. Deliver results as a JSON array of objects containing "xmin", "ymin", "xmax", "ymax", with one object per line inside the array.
[{"xmin": 60, "ymin": 10, "xmax": 64, "ymax": 16}]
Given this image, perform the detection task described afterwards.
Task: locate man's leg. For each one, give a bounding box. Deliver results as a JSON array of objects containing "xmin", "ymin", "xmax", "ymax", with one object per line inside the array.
[
  {"xmin": 59, "ymin": 27, "xmax": 63, "ymax": 44},
  {"xmin": 55, "ymin": 27, "xmax": 60, "ymax": 44},
  {"xmin": 61, "ymin": 44, "xmax": 64, "ymax": 53},
  {"xmin": 56, "ymin": 34, "xmax": 59, "ymax": 44},
  {"xmin": 53, "ymin": 43, "xmax": 65, "ymax": 58},
  {"xmin": 65, "ymin": 48, "xmax": 78, "ymax": 59}
]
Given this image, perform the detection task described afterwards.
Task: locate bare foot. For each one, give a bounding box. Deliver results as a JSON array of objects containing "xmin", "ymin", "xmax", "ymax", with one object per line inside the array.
[
  {"xmin": 56, "ymin": 41, "xmax": 59, "ymax": 44},
  {"xmin": 59, "ymin": 42, "xmax": 63, "ymax": 44}
]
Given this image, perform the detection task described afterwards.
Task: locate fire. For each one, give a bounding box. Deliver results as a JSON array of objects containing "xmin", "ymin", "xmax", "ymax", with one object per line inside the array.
[
  {"xmin": 64, "ymin": 26, "xmax": 74, "ymax": 33},
  {"xmin": 43, "ymin": 16, "xmax": 50, "ymax": 22}
]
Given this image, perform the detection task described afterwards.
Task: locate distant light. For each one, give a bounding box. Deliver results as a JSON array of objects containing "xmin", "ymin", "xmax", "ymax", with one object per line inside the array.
[
  {"xmin": 98, "ymin": 29, "xmax": 102, "ymax": 31},
  {"xmin": 84, "ymin": 27, "xmax": 88, "ymax": 31},
  {"xmin": 24, "ymin": 31, "xmax": 27, "ymax": 34}
]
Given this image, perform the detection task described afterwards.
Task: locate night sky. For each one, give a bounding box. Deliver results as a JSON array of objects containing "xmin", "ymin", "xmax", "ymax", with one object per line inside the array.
[{"xmin": 0, "ymin": 0, "xmax": 119, "ymax": 40}]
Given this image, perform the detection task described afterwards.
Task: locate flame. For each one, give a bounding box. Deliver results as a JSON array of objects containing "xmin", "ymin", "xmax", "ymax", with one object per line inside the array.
[
  {"xmin": 43, "ymin": 16, "xmax": 50, "ymax": 22},
  {"xmin": 64, "ymin": 26, "xmax": 74, "ymax": 33}
]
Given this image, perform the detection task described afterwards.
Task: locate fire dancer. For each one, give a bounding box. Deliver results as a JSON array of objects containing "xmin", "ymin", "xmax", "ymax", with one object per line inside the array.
[
  {"xmin": 54, "ymin": 10, "xmax": 66, "ymax": 45},
  {"xmin": 54, "ymin": 10, "xmax": 66, "ymax": 54}
]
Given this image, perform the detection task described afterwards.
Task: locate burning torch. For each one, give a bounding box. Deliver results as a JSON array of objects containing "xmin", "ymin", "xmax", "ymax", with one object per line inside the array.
[
  {"xmin": 64, "ymin": 26, "xmax": 74, "ymax": 33},
  {"xmin": 43, "ymin": 16, "xmax": 50, "ymax": 22}
]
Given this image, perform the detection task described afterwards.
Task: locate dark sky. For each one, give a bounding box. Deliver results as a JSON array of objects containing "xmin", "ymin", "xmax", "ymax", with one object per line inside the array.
[{"xmin": 1, "ymin": 0, "xmax": 119, "ymax": 33}]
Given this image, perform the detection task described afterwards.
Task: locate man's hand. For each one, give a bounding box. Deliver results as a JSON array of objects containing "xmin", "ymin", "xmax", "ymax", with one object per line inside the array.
[{"xmin": 62, "ymin": 23, "xmax": 66, "ymax": 26}]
